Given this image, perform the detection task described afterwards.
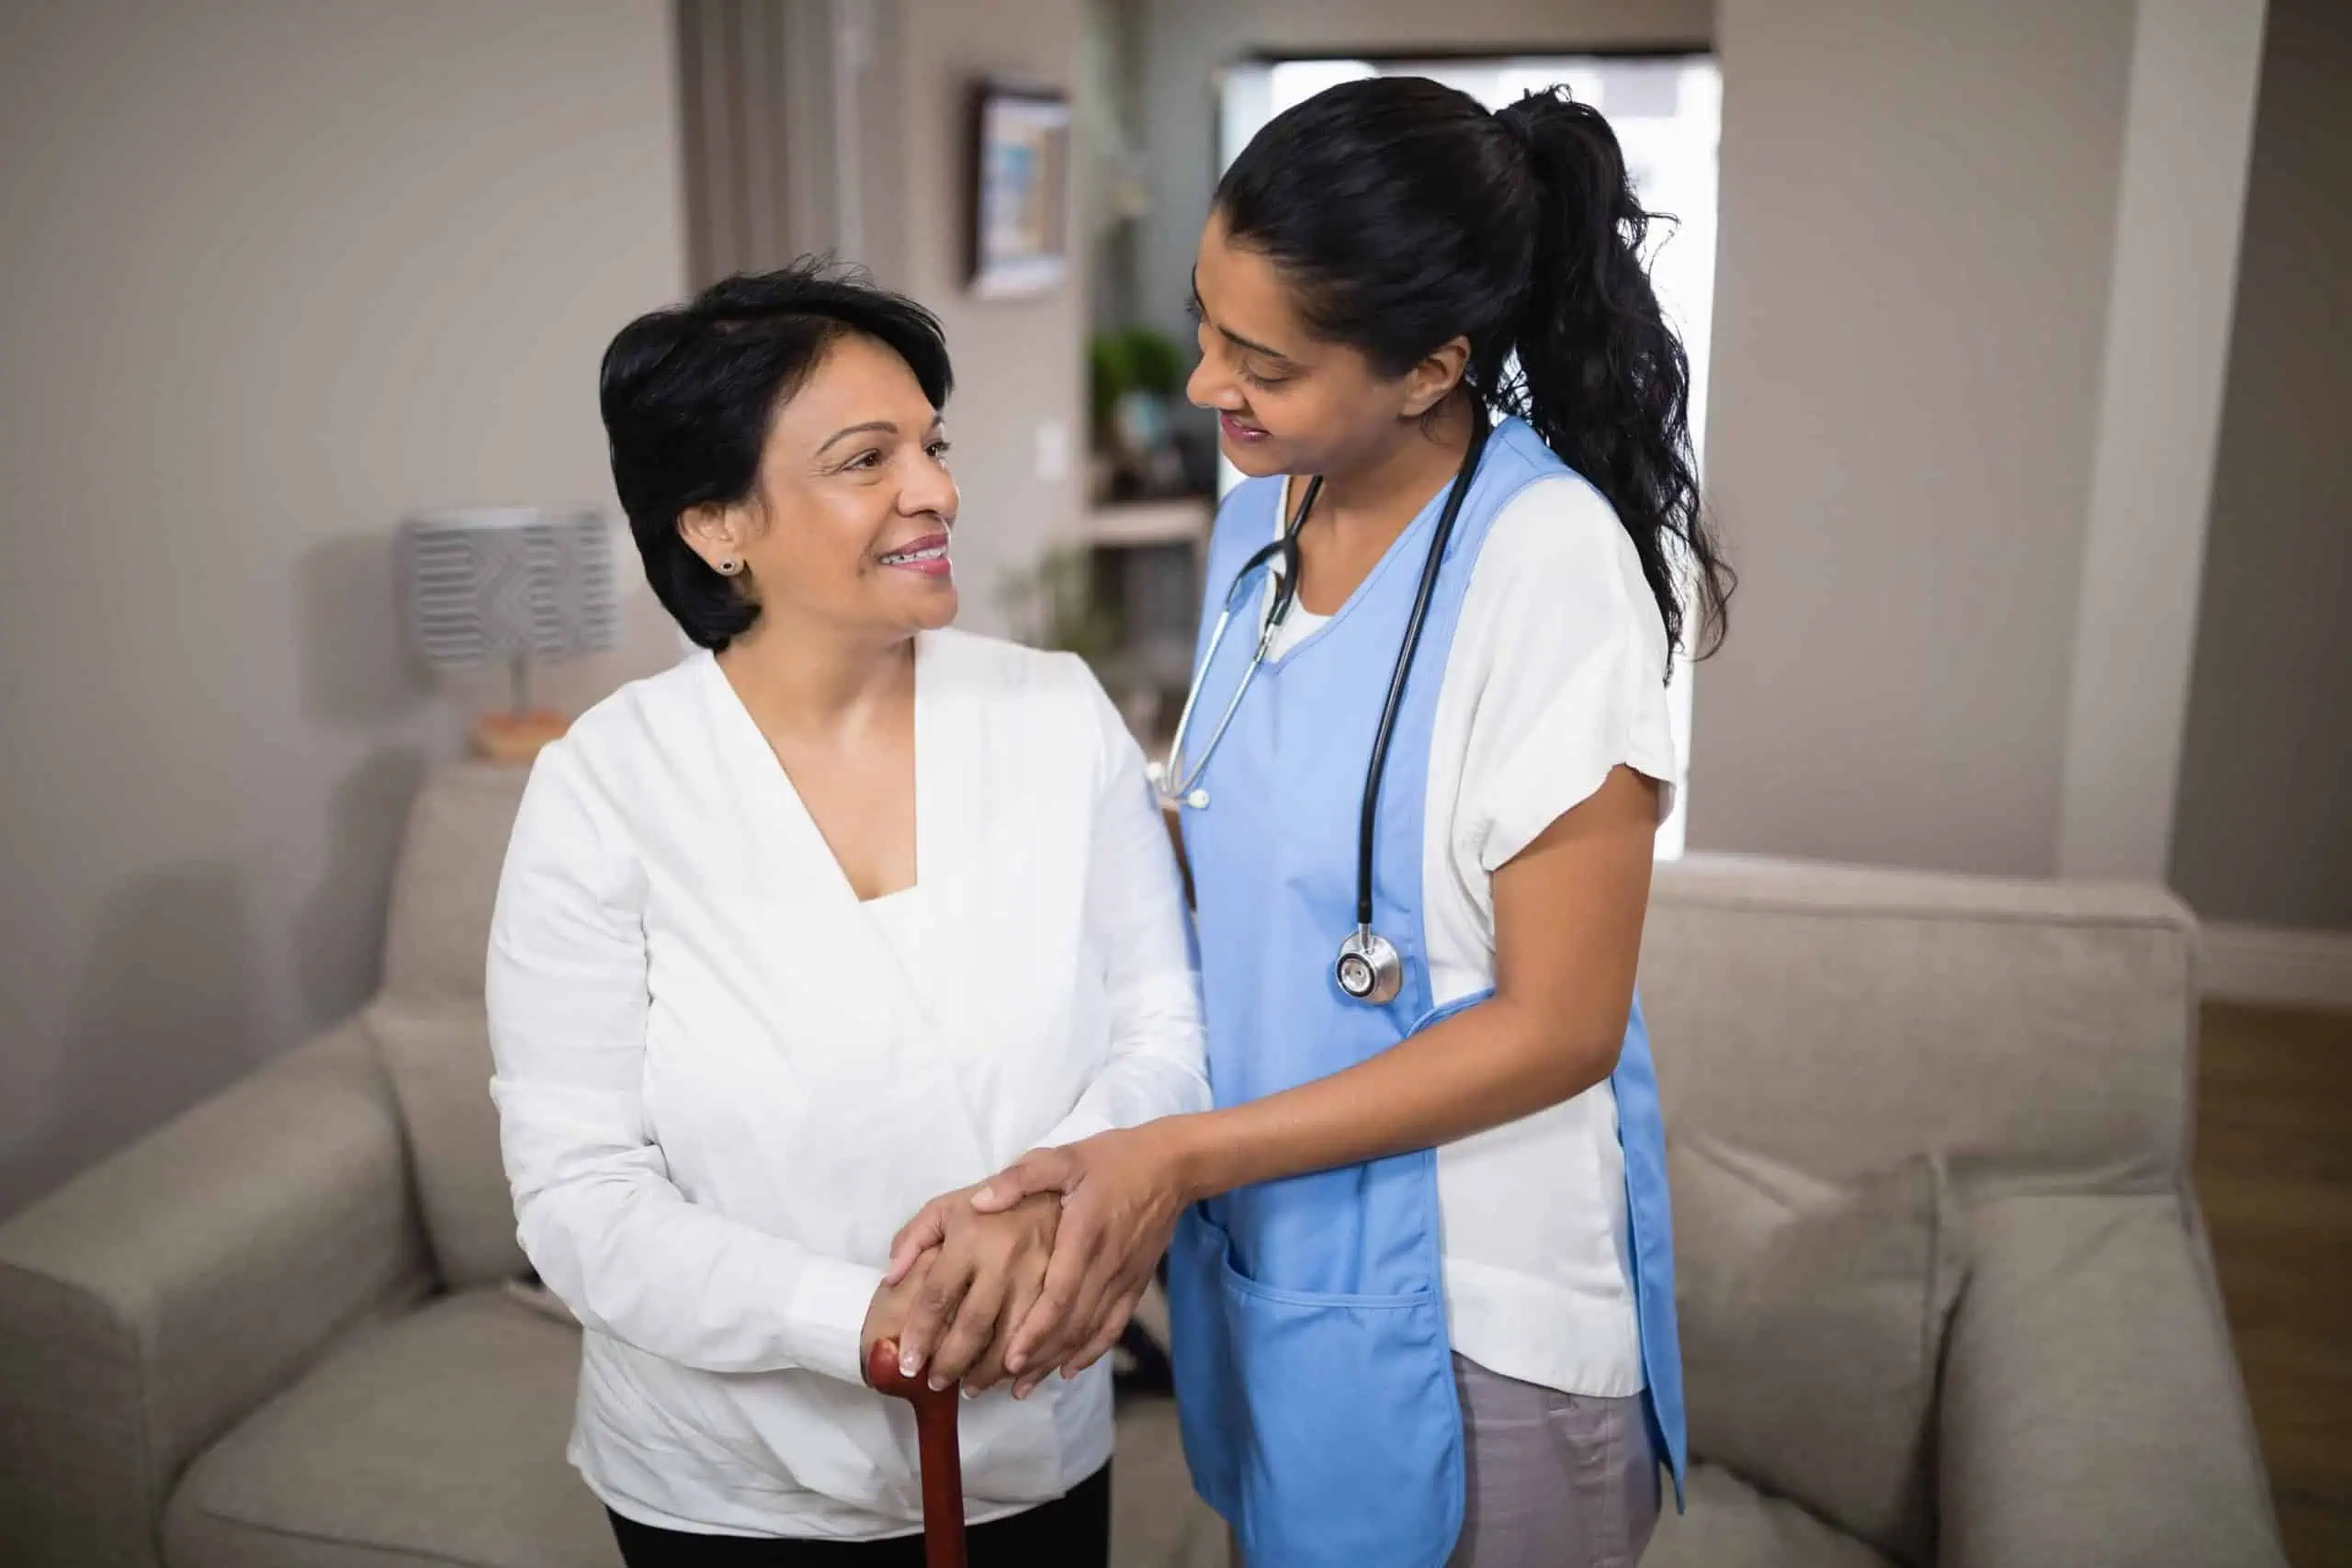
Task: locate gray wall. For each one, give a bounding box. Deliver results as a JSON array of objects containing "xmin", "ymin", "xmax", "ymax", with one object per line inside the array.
[
  {"xmin": 0, "ymin": 0, "xmax": 688, "ymax": 1215},
  {"xmin": 1689, "ymin": 0, "xmax": 2137, "ymax": 875},
  {"xmin": 2056, "ymin": 0, "xmax": 2267, "ymax": 886},
  {"xmin": 2170, "ymin": 0, "xmax": 2352, "ymax": 928}
]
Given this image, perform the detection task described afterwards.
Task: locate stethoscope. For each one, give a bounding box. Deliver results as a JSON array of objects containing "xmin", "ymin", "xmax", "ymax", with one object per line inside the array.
[{"xmin": 1150, "ymin": 412, "xmax": 1492, "ymax": 1005}]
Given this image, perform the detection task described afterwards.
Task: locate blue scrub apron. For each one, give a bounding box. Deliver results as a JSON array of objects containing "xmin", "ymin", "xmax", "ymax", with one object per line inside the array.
[{"xmin": 1167, "ymin": 418, "xmax": 1687, "ymax": 1568}]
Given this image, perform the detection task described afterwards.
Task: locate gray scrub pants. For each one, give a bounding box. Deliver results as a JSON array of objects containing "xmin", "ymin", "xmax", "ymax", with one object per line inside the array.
[
  {"xmin": 1232, "ymin": 1355, "xmax": 1661, "ymax": 1567},
  {"xmin": 1446, "ymin": 1354, "xmax": 1660, "ymax": 1567}
]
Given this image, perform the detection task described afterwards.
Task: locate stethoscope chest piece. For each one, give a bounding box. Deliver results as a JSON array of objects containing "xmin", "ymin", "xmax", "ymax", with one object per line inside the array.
[{"xmin": 1335, "ymin": 925, "xmax": 1404, "ymax": 1004}]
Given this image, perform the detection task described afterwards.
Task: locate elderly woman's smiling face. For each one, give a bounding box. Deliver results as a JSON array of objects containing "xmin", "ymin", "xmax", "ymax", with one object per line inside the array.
[{"xmin": 682, "ymin": 331, "xmax": 961, "ymax": 643}]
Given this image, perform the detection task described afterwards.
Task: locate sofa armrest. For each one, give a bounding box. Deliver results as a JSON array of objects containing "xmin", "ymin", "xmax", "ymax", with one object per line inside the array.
[
  {"xmin": 1938, "ymin": 1193, "xmax": 2283, "ymax": 1568},
  {"xmin": 0, "ymin": 1021, "xmax": 433, "ymax": 1568}
]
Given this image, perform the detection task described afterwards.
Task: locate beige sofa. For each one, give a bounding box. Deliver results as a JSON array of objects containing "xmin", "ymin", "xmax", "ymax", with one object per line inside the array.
[{"xmin": 0, "ymin": 764, "xmax": 2285, "ymax": 1568}]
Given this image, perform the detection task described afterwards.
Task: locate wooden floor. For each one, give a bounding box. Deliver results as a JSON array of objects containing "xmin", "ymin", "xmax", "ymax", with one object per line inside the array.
[{"xmin": 2197, "ymin": 1002, "xmax": 2352, "ymax": 1567}]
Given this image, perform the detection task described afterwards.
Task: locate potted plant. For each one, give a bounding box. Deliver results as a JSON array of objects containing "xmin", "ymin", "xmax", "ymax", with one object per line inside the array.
[{"xmin": 1090, "ymin": 326, "xmax": 1191, "ymax": 501}]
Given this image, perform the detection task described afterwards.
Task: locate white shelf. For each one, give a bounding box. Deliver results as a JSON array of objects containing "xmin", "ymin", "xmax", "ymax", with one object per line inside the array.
[{"xmin": 1079, "ymin": 495, "xmax": 1214, "ymax": 549}]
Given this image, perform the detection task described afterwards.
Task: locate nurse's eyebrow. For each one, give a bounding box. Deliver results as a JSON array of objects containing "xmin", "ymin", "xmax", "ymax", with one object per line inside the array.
[
  {"xmin": 815, "ymin": 414, "xmax": 943, "ymax": 456},
  {"xmin": 1191, "ymin": 269, "xmax": 1296, "ymax": 367}
]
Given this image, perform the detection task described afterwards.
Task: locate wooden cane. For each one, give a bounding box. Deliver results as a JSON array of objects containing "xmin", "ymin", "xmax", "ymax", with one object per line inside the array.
[{"xmin": 866, "ymin": 1340, "xmax": 967, "ymax": 1568}]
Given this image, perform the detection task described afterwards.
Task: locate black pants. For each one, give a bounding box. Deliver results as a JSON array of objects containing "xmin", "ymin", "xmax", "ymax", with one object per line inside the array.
[{"xmin": 607, "ymin": 1467, "xmax": 1111, "ymax": 1567}]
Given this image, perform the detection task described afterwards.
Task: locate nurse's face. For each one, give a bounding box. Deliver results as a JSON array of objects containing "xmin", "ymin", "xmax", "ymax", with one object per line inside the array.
[
  {"xmin": 687, "ymin": 332, "xmax": 960, "ymax": 641},
  {"xmin": 1185, "ymin": 209, "xmax": 1441, "ymax": 481}
]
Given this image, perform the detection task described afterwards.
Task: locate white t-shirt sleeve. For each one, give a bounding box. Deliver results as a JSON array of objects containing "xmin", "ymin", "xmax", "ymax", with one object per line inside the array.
[{"xmin": 1445, "ymin": 475, "xmax": 1680, "ymax": 878}]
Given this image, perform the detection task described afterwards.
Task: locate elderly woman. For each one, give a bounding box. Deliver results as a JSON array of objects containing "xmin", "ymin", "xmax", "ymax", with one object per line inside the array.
[{"xmin": 485, "ymin": 263, "xmax": 1206, "ymax": 1566}]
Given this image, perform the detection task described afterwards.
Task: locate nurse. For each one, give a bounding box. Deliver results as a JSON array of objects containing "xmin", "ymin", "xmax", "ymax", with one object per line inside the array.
[{"xmin": 890, "ymin": 77, "xmax": 1732, "ymax": 1566}]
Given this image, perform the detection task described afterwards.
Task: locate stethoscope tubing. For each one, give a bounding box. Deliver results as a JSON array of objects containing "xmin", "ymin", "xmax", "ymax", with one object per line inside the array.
[
  {"xmin": 1159, "ymin": 412, "xmax": 1494, "ymax": 945},
  {"xmin": 1156, "ymin": 534, "xmax": 1299, "ymax": 807},
  {"xmin": 1354, "ymin": 418, "xmax": 1487, "ymax": 927}
]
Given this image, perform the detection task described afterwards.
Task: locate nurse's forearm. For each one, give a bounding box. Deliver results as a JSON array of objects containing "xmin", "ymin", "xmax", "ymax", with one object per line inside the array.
[
  {"xmin": 1169, "ymin": 764, "xmax": 1659, "ymax": 1203},
  {"xmin": 1168, "ymin": 995, "xmax": 1622, "ymax": 1202}
]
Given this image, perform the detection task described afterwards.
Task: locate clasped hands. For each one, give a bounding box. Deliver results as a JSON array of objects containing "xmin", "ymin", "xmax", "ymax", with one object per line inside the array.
[{"xmin": 859, "ymin": 1121, "xmax": 1191, "ymax": 1402}]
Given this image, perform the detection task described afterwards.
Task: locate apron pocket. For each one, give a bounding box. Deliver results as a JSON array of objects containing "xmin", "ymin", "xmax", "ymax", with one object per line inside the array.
[
  {"xmin": 1168, "ymin": 1206, "xmax": 1243, "ymax": 1515},
  {"xmin": 1172, "ymin": 1206, "xmax": 1464, "ymax": 1568}
]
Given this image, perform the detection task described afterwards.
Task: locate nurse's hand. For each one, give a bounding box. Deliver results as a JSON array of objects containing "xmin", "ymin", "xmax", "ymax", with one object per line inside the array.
[
  {"xmin": 881, "ymin": 1188, "xmax": 1061, "ymax": 1394},
  {"xmin": 968, "ymin": 1123, "xmax": 1193, "ymax": 1399}
]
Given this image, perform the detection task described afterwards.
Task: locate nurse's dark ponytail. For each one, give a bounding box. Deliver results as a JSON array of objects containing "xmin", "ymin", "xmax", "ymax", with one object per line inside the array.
[{"xmin": 1215, "ymin": 78, "xmax": 1732, "ymax": 660}]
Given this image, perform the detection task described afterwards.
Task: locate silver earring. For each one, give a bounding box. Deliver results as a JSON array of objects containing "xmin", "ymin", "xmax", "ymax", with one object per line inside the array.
[{"xmin": 716, "ymin": 557, "xmax": 742, "ymax": 577}]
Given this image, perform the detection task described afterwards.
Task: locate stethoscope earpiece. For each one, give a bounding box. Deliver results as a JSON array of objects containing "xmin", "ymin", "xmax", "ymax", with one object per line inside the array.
[{"xmin": 1145, "ymin": 761, "xmax": 1209, "ymax": 812}]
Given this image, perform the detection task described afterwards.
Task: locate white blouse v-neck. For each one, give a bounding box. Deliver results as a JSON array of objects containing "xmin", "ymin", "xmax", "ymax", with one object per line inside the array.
[
  {"xmin": 860, "ymin": 882, "xmax": 921, "ymax": 939},
  {"xmin": 860, "ymin": 885, "xmax": 932, "ymax": 1007},
  {"xmin": 486, "ymin": 629, "xmax": 1208, "ymax": 1540}
]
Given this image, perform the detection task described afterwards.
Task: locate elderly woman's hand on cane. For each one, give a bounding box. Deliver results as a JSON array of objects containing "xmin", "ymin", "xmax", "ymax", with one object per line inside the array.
[
  {"xmin": 861, "ymin": 1194, "xmax": 1065, "ymax": 1567},
  {"xmin": 877, "ymin": 1185, "xmax": 1062, "ymax": 1394},
  {"xmin": 888, "ymin": 1120, "xmax": 1196, "ymax": 1401}
]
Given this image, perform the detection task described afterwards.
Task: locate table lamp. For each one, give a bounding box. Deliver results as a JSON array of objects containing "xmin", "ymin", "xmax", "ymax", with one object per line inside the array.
[{"xmin": 399, "ymin": 508, "xmax": 620, "ymax": 765}]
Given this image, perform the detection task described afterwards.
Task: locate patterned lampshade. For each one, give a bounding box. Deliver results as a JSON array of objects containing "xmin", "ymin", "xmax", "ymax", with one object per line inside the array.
[{"xmin": 398, "ymin": 508, "xmax": 620, "ymax": 676}]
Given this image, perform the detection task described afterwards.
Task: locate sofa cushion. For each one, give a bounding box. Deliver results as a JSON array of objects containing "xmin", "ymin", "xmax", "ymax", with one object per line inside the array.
[
  {"xmin": 382, "ymin": 762, "xmax": 531, "ymax": 1007},
  {"xmin": 1939, "ymin": 1193, "xmax": 2285, "ymax": 1568},
  {"xmin": 1642, "ymin": 854, "xmax": 2195, "ymax": 1194},
  {"xmin": 1670, "ymin": 1134, "xmax": 1965, "ymax": 1563},
  {"xmin": 368, "ymin": 998, "xmax": 528, "ymax": 1289},
  {"xmin": 161, "ymin": 1289, "xmax": 614, "ymax": 1568},
  {"xmin": 1645, "ymin": 1461, "xmax": 1896, "ymax": 1568}
]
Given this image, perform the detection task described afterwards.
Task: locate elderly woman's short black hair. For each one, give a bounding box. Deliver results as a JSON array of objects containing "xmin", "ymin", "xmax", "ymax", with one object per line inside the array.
[{"xmin": 599, "ymin": 259, "xmax": 954, "ymax": 650}]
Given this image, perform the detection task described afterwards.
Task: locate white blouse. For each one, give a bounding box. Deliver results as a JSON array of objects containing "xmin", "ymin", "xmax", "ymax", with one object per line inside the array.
[{"xmin": 486, "ymin": 629, "xmax": 1208, "ymax": 1540}]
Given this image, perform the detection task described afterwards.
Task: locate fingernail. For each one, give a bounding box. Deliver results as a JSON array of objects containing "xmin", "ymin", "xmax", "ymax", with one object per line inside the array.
[
  {"xmin": 960, "ymin": 1385, "xmax": 978, "ymax": 1401},
  {"xmin": 1004, "ymin": 1354, "xmax": 1024, "ymax": 1374},
  {"xmin": 928, "ymin": 1375, "xmax": 945, "ymax": 1392},
  {"xmin": 899, "ymin": 1353, "xmax": 921, "ymax": 1378}
]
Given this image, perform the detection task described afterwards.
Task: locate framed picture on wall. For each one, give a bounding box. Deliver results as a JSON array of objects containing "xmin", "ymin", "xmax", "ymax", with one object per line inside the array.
[{"xmin": 968, "ymin": 84, "xmax": 1071, "ymax": 299}]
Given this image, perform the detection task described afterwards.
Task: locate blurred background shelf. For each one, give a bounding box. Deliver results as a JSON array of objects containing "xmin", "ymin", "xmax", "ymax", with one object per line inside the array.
[{"xmin": 1080, "ymin": 494, "xmax": 1216, "ymax": 550}]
